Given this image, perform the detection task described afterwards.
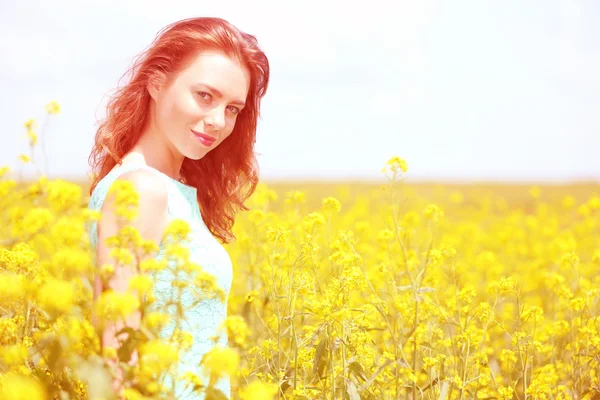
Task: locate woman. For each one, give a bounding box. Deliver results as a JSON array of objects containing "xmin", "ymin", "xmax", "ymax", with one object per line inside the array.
[{"xmin": 87, "ymin": 17, "xmax": 269, "ymax": 399}]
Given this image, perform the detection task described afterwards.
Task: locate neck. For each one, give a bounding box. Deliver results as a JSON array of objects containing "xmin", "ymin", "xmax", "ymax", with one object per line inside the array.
[{"xmin": 124, "ymin": 128, "xmax": 184, "ymax": 181}]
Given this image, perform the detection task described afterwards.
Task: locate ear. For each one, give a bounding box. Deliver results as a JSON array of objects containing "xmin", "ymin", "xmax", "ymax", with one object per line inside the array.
[{"xmin": 147, "ymin": 73, "xmax": 165, "ymax": 101}]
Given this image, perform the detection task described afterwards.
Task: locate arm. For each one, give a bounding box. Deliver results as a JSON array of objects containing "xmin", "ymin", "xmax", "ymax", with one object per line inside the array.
[{"xmin": 94, "ymin": 170, "xmax": 169, "ymax": 385}]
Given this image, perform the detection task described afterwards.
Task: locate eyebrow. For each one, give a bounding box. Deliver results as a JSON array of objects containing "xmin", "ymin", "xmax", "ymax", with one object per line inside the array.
[{"xmin": 200, "ymin": 83, "xmax": 246, "ymax": 107}]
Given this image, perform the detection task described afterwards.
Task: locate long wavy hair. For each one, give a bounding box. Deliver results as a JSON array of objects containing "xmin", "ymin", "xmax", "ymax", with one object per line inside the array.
[{"xmin": 88, "ymin": 17, "xmax": 270, "ymax": 243}]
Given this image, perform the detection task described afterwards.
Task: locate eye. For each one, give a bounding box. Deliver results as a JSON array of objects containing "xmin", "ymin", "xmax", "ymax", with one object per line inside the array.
[
  {"xmin": 197, "ymin": 91, "xmax": 212, "ymax": 101},
  {"xmin": 227, "ymin": 105, "xmax": 241, "ymax": 115}
]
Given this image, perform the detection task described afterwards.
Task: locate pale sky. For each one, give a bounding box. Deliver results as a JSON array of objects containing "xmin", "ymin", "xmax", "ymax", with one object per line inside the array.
[{"xmin": 1, "ymin": 0, "xmax": 599, "ymax": 182}]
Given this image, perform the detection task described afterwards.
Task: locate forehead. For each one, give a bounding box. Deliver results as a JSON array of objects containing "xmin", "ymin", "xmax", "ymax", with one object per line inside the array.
[{"xmin": 176, "ymin": 50, "xmax": 250, "ymax": 100}]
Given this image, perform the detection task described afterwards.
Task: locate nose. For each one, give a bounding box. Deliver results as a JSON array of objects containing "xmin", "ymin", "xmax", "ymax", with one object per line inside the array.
[{"xmin": 204, "ymin": 106, "xmax": 226, "ymax": 131}]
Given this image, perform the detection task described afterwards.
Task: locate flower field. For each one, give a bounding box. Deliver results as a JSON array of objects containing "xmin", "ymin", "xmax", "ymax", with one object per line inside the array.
[
  {"xmin": 223, "ymin": 175, "xmax": 600, "ymax": 399},
  {"xmin": 1, "ymin": 108, "xmax": 599, "ymax": 399}
]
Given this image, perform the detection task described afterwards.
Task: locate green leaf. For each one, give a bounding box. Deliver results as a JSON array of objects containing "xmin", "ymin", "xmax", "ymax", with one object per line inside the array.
[
  {"xmin": 117, "ymin": 332, "xmax": 138, "ymax": 363},
  {"xmin": 346, "ymin": 378, "xmax": 361, "ymax": 400},
  {"xmin": 348, "ymin": 361, "xmax": 367, "ymax": 382},
  {"xmin": 205, "ymin": 387, "xmax": 228, "ymax": 400},
  {"xmin": 439, "ymin": 381, "xmax": 450, "ymax": 400},
  {"xmin": 46, "ymin": 336, "xmax": 63, "ymax": 371},
  {"xmin": 312, "ymin": 337, "xmax": 329, "ymax": 378},
  {"xmin": 116, "ymin": 326, "xmax": 135, "ymax": 338}
]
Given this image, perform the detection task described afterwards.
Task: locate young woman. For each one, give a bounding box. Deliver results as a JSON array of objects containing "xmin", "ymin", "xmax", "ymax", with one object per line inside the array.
[{"xmin": 87, "ymin": 17, "xmax": 269, "ymax": 399}]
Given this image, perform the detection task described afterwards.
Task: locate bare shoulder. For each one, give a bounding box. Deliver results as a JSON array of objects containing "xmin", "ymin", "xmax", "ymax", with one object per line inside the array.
[
  {"xmin": 99, "ymin": 168, "xmax": 170, "ymax": 243},
  {"xmin": 116, "ymin": 169, "xmax": 170, "ymax": 205}
]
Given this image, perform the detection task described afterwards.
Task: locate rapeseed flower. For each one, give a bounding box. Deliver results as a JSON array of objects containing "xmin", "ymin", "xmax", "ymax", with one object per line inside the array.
[
  {"xmin": 321, "ymin": 196, "xmax": 341, "ymax": 213},
  {"xmin": 383, "ymin": 155, "xmax": 408, "ymax": 174},
  {"xmin": 202, "ymin": 346, "xmax": 240, "ymax": 382},
  {"xmin": 0, "ymin": 373, "xmax": 46, "ymax": 400},
  {"xmin": 2, "ymin": 141, "xmax": 599, "ymax": 398},
  {"xmin": 238, "ymin": 379, "xmax": 278, "ymax": 400},
  {"xmin": 45, "ymin": 100, "xmax": 61, "ymax": 115}
]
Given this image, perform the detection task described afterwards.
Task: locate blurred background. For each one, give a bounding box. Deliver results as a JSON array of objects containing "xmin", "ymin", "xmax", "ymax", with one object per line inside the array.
[{"xmin": 1, "ymin": 0, "xmax": 599, "ymax": 184}]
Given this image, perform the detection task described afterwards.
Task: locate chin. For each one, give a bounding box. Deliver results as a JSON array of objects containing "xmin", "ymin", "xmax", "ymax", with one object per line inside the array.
[
  {"xmin": 184, "ymin": 154, "xmax": 206, "ymax": 161},
  {"xmin": 183, "ymin": 150, "xmax": 209, "ymax": 161}
]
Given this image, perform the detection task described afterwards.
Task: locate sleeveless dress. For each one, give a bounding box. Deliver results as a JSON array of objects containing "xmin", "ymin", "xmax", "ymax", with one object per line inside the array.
[{"xmin": 87, "ymin": 161, "xmax": 233, "ymax": 399}]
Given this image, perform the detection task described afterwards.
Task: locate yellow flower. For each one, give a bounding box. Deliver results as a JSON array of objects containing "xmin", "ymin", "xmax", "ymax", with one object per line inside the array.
[
  {"xmin": 560, "ymin": 251, "xmax": 579, "ymax": 269},
  {"xmin": 201, "ymin": 346, "xmax": 239, "ymax": 381},
  {"xmin": 570, "ymin": 297, "xmax": 586, "ymax": 312},
  {"xmin": 22, "ymin": 207, "xmax": 54, "ymax": 235},
  {"xmin": 220, "ymin": 315, "xmax": 251, "ymax": 348},
  {"xmin": 109, "ymin": 248, "xmax": 135, "ymax": 265},
  {"xmin": 0, "ymin": 319, "xmax": 19, "ymax": 346},
  {"xmin": 498, "ymin": 385, "xmax": 514, "ymax": 399},
  {"xmin": 50, "ymin": 248, "xmax": 92, "ymax": 277},
  {"xmin": 377, "ymin": 228, "xmax": 394, "ymax": 242},
  {"xmin": 181, "ymin": 371, "xmax": 204, "ymax": 392},
  {"xmin": 139, "ymin": 239, "xmax": 159, "ymax": 255},
  {"xmin": 163, "ymin": 219, "xmax": 191, "ymax": 241},
  {"xmin": 422, "ymin": 204, "xmax": 444, "ymax": 223},
  {"xmin": 37, "ymin": 279, "xmax": 75, "ymax": 314},
  {"xmin": 94, "ymin": 290, "xmax": 140, "ymax": 323},
  {"xmin": 22, "ymin": 336, "xmax": 33, "ymax": 348},
  {"xmin": 173, "ymin": 329, "xmax": 194, "ymax": 351},
  {"xmin": 321, "ymin": 196, "xmax": 341, "ymax": 213},
  {"xmin": 0, "ymin": 373, "xmax": 46, "ymax": 400},
  {"xmin": 500, "ymin": 349, "xmax": 517, "ymax": 365},
  {"xmin": 164, "ymin": 243, "xmax": 190, "ymax": 264},
  {"xmin": 402, "ymin": 210, "xmax": 420, "ymax": 228},
  {"xmin": 561, "ymin": 195, "xmax": 576, "ymax": 209},
  {"xmin": 0, "ymin": 165, "xmax": 11, "ymax": 178},
  {"xmin": 384, "ymin": 156, "xmax": 408, "ymax": 174},
  {"xmin": 45, "ymin": 100, "xmax": 61, "ymax": 115},
  {"xmin": 422, "ymin": 357, "xmax": 437, "ymax": 369},
  {"xmin": 0, "ymin": 344, "xmax": 29, "ymax": 366},
  {"xmin": 0, "ymin": 273, "xmax": 27, "ymax": 302},
  {"xmin": 193, "ymin": 270, "xmax": 225, "ymax": 302},
  {"xmin": 59, "ymin": 317, "xmax": 100, "ymax": 355},
  {"xmin": 450, "ymin": 191, "xmax": 464, "ymax": 204},
  {"xmin": 18, "ymin": 154, "xmax": 31, "ymax": 163},
  {"xmin": 248, "ymin": 209, "xmax": 267, "ymax": 224},
  {"xmin": 142, "ymin": 312, "xmax": 171, "ymax": 330},
  {"xmin": 301, "ymin": 212, "xmax": 326, "ymax": 232},
  {"xmin": 102, "ymin": 346, "xmax": 117, "ymax": 360},
  {"xmin": 489, "ymin": 276, "xmax": 517, "ymax": 295},
  {"xmin": 239, "ymin": 380, "xmax": 278, "ymax": 400},
  {"xmin": 108, "ymin": 180, "xmax": 139, "ymax": 221},
  {"xmin": 529, "ymin": 185, "xmax": 541, "ymax": 199},
  {"xmin": 140, "ymin": 258, "xmax": 167, "ymax": 273},
  {"xmin": 128, "ymin": 274, "xmax": 153, "ymax": 296},
  {"xmin": 138, "ymin": 340, "xmax": 179, "ymax": 377},
  {"xmin": 245, "ymin": 290, "xmax": 259, "ymax": 303},
  {"xmin": 450, "ymin": 374, "xmax": 463, "ymax": 388},
  {"xmin": 24, "ymin": 118, "xmax": 37, "ymax": 130},
  {"xmin": 26, "ymin": 129, "xmax": 38, "ymax": 146},
  {"xmin": 46, "ymin": 180, "xmax": 82, "ymax": 213},
  {"xmin": 284, "ymin": 190, "xmax": 306, "ymax": 206},
  {"xmin": 265, "ymin": 225, "xmax": 291, "ymax": 244}
]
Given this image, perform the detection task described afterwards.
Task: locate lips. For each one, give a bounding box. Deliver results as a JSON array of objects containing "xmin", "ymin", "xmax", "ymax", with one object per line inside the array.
[{"xmin": 191, "ymin": 130, "xmax": 216, "ymax": 145}]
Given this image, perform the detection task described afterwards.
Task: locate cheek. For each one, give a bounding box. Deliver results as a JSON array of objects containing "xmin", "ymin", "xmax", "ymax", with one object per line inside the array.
[
  {"xmin": 161, "ymin": 91, "xmax": 197, "ymax": 123},
  {"xmin": 228, "ymin": 114, "xmax": 242, "ymax": 130},
  {"xmin": 179, "ymin": 94, "xmax": 202, "ymax": 119},
  {"xmin": 155, "ymin": 94, "xmax": 176, "ymax": 126},
  {"xmin": 218, "ymin": 128, "xmax": 236, "ymax": 146}
]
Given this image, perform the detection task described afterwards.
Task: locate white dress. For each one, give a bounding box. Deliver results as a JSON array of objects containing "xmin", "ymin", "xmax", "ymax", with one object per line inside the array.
[{"xmin": 88, "ymin": 161, "xmax": 233, "ymax": 399}]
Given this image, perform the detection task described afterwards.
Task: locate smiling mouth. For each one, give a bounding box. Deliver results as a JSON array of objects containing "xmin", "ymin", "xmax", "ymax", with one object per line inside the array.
[{"xmin": 191, "ymin": 130, "xmax": 216, "ymax": 145}]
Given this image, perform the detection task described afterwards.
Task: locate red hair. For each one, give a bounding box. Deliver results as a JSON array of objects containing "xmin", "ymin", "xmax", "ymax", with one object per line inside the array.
[{"xmin": 88, "ymin": 17, "xmax": 270, "ymax": 243}]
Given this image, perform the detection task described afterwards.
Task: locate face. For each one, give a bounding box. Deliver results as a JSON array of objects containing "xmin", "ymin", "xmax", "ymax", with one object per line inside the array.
[{"xmin": 148, "ymin": 50, "xmax": 251, "ymax": 160}]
